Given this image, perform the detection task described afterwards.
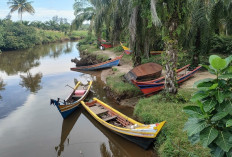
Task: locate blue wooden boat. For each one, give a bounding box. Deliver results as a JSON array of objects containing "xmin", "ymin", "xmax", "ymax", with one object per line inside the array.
[
  {"xmin": 50, "ymin": 81, "xmax": 92, "ymax": 119},
  {"xmin": 70, "ymin": 54, "xmax": 123, "ymax": 71}
]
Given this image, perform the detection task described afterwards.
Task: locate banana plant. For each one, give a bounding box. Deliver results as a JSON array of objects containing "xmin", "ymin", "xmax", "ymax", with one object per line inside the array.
[{"xmin": 183, "ymin": 55, "xmax": 232, "ymax": 157}]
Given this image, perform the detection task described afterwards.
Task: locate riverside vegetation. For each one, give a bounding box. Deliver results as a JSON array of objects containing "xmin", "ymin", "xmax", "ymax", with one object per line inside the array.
[{"xmin": 0, "ymin": 19, "xmax": 88, "ymax": 51}]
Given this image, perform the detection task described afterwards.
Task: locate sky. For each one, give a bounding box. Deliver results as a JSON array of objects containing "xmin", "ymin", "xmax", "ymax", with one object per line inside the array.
[{"xmin": 0, "ymin": 0, "xmax": 76, "ymax": 23}]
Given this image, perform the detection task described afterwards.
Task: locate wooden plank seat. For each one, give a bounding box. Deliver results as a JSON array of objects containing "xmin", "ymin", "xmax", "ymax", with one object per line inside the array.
[
  {"xmin": 89, "ymin": 105, "xmax": 108, "ymax": 115},
  {"xmin": 102, "ymin": 115, "xmax": 117, "ymax": 122}
]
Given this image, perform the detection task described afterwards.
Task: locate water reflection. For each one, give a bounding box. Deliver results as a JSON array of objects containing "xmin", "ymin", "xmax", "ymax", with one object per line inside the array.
[
  {"xmin": 19, "ymin": 71, "xmax": 43, "ymax": 93},
  {"xmin": 0, "ymin": 78, "xmax": 6, "ymax": 99},
  {"xmin": 55, "ymin": 109, "xmax": 82, "ymax": 157},
  {"xmin": 83, "ymin": 110, "xmax": 156, "ymax": 157},
  {"xmin": 0, "ymin": 42, "xmax": 74, "ymax": 75}
]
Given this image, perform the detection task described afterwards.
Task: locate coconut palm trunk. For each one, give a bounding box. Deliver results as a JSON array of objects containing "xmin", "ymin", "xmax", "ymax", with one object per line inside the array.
[
  {"xmin": 164, "ymin": 19, "xmax": 178, "ymax": 94},
  {"xmin": 164, "ymin": 39, "xmax": 178, "ymax": 94}
]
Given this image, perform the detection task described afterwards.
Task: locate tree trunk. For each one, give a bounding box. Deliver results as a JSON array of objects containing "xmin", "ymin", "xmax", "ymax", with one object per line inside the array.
[
  {"xmin": 192, "ymin": 28, "xmax": 201, "ymax": 67},
  {"xmin": 20, "ymin": 12, "xmax": 22, "ymax": 23},
  {"xmin": 164, "ymin": 40, "xmax": 178, "ymax": 94},
  {"xmin": 144, "ymin": 28, "xmax": 150, "ymax": 59}
]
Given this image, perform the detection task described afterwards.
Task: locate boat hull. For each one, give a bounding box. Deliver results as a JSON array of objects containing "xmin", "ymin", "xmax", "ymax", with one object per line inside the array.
[
  {"xmin": 114, "ymin": 130, "xmax": 155, "ymax": 149},
  {"xmin": 71, "ymin": 55, "xmax": 123, "ymax": 71},
  {"xmin": 51, "ymin": 81, "xmax": 92, "ymax": 119},
  {"xmin": 132, "ymin": 66, "xmax": 201, "ymax": 95}
]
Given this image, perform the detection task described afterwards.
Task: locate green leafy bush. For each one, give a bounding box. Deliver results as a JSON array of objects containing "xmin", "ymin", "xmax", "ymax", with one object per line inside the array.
[
  {"xmin": 210, "ymin": 35, "xmax": 232, "ymax": 54},
  {"xmin": 183, "ymin": 55, "xmax": 232, "ymax": 156}
]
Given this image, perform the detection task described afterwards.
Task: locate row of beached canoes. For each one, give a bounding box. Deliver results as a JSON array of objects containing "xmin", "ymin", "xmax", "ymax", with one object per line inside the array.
[{"xmin": 51, "ymin": 43, "xmax": 201, "ymax": 149}]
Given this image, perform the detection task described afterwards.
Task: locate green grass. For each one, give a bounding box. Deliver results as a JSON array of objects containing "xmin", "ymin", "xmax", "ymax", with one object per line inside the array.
[
  {"xmin": 79, "ymin": 44, "xmax": 108, "ymax": 62},
  {"xmin": 37, "ymin": 30, "xmax": 68, "ymax": 44},
  {"xmin": 69, "ymin": 30, "xmax": 88, "ymax": 39},
  {"xmin": 134, "ymin": 89, "xmax": 211, "ymax": 157},
  {"xmin": 106, "ymin": 73, "xmax": 141, "ymax": 97}
]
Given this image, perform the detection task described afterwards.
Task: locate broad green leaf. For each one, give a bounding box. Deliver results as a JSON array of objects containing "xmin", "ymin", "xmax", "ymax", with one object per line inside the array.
[
  {"xmin": 211, "ymin": 112, "xmax": 228, "ymax": 122},
  {"xmin": 225, "ymin": 55, "xmax": 232, "ymax": 66},
  {"xmin": 184, "ymin": 118, "xmax": 209, "ymax": 136},
  {"xmin": 215, "ymin": 131, "xmax": 232, "ymax": 152},
  {"xmin": 193, "ymin": 78, "xmax": 214, "ymax": 88},
  {"xmin": 203, "ymin": 99, "xmax": 217, "ymax": 112},
  {"xmin": 216, "ymin": 91, "xmax": 224, "ymax": 103},
  {"xmin": 209, "ymin": 55, "xmax": 227, "ymax": 71},
  {"xmin": 224, "ymin": 100, "xmax": 232, "ymax": 115},
  {"xmin": 200, "ymin": 64, "xmax": 216, "ymax": 75},
  {"xmin": 213, "ymin": 146, "xmax": 225, "ymax": 157},
  {"xmin": 200, "ymin": 127, "xmax": 218, "ymax": 147},
  {"xmin": 188, "ymin": 133, "xmax": 200, "ymax": 144},
  {"xmin": 209, "ymin": 83, "xmax": 218, "ymax": 90},
  {"xmin": 226, "ymin": 120, "xmax": 232, "ymax": 127},
  {"xmin": 226, "ymin": 151, "xmax": 232, "ymax": 157},
  {"xmin": 219, "ymin": 74, "xmax": 232, "ymax": 79},
  {"xmin": 183, "ymin": 106, "xmax": 205, "ymax": 118},
  {"xmin": 191, "ymin": 92, "xmax": 208, "ymax": 102},
  {"xmin": 228, "ymin": 66, "xmax": 232, "ymax": 73}
]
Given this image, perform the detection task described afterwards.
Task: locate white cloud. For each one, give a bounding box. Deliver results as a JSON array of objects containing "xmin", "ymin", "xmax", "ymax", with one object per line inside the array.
[{"xmin": 0, "ymin": 8, "xmax": 75, "ymax": 23}]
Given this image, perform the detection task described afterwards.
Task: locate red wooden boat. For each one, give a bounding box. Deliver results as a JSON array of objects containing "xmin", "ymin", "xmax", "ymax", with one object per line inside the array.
[
  {"xmin": 131, "ymin": 65, "xmax": 201, "ymax": 95},
  {"xmin": 99, "ymin": 39, "xmax": 112, "ymax": 49},
  {"xmin": 150, "ymin": 51, "xmax": 164, "ymax": 55}
]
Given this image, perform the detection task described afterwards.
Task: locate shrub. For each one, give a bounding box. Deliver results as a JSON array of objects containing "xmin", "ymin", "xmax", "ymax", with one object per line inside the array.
[
  {"xmin": 183, "ymin": 55, "xmax": 232, "ymax": 156},
  {"xmin": 210, "ymin": 35, "xmax": 232, "ymax": 54}
]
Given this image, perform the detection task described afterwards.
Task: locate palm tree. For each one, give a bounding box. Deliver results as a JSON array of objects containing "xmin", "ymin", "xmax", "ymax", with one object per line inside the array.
[
  {"xmin": 7, "ymin": 0, "xmax": 35, "ymax": 22},
  {"xmin": 150, "ymin": 0, "xmax": 190, "ymax": 94}
]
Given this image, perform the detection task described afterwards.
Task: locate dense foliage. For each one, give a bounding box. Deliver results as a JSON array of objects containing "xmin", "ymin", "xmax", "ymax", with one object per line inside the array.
[
  {"xmin": 184, "ymin": 55, "xmax": 232, "ymax": 156},
  {"xmin": 211, "ymin": 35, "xmax": 232, "ymax": 54},
  {"xmin": 0, "ymin": 19, "xmax": 88, "ymax": 51}
]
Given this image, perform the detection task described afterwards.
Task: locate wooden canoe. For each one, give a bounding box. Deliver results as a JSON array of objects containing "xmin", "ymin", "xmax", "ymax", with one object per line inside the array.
[
  {"xmin": 120, "ymin": 42, "xmax": 132, "ymax": 55},
  {"xmin": 81, "ymin": 98, "xmax": 165, "ymax": 149},
  {"xmin": 70, "ymin": 54, "xmax": 123, "ymax": 71},
  {"xmin": 50, "ymin": 81, "xmax": 92, "ymax": 119},
  {"xmin": 99, "ymin": 39, "xmax": 113, "ymax": 48},
  {"xmin": 131, "ymin": 65, "xmax": 201, "ymax": 95},
  {"xmin": 124, "ymin": 63, "xmax": 162, "ymax": 82},
  {"xmin": 150, "ymin": 51, "xmax": 164, "ymax": 55}
]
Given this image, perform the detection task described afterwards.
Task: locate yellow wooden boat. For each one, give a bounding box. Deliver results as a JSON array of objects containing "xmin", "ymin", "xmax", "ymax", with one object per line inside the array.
[{"xmin": 81, "ymin": 98, "xmax": 165, "ymax": 149}]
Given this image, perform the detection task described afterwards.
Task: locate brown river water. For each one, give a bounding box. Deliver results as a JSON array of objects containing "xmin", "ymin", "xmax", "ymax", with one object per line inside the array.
[{"xmin": 0, "ymin": 41, "xmax": 156, "ymax": 157}]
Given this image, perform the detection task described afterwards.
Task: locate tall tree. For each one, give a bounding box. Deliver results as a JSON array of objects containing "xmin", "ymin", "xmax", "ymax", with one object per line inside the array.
[
  {"xmin": 7, "ymin": 0, "xmax": 35, "ymax": 22},
  {"xmin": 151, "ymin": 0, "xmax": 189, "ymax": 94}
]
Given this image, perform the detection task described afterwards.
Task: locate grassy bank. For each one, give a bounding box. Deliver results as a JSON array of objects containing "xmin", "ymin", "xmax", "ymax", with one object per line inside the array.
[
  {"xmin": 78, "ymin": 44, "xmax": 109, "ymax": 62},
  {"xmin": 134, "ymin": 89, "xmax": 211, "ymax": 157},
  {"xmin": 106, "ymin": 73, "xmax": 140, "ymax": 98},
  {"xmin": 69, "ymin": 30, "xmax": 88, "ymax": 40}
]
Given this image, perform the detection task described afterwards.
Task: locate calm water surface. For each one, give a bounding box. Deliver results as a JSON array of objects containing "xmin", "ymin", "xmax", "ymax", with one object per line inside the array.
[{"xmin": 0, "ymin": 41, "xmax": 156, "ymax": 157}]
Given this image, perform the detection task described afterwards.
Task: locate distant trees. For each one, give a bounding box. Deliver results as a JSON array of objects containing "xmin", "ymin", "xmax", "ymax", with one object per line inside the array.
[
  {"xmin": 7, "ymin": 0, "xmax": 35, "ymax": 22},
  {"xmin": 29, "ymin": 16, "xmax": 71, "ymax": 33}
]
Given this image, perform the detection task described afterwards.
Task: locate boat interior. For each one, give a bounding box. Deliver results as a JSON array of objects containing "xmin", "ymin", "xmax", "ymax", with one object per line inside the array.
[{"xmin": 85, "ymin": 101, "xmax": 133, "ymax": 128}]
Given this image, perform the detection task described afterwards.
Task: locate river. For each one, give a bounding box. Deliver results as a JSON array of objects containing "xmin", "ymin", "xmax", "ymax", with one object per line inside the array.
[{"xmin": 0, "ymin": 41, "xmax": 156, "ymax": 157}]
